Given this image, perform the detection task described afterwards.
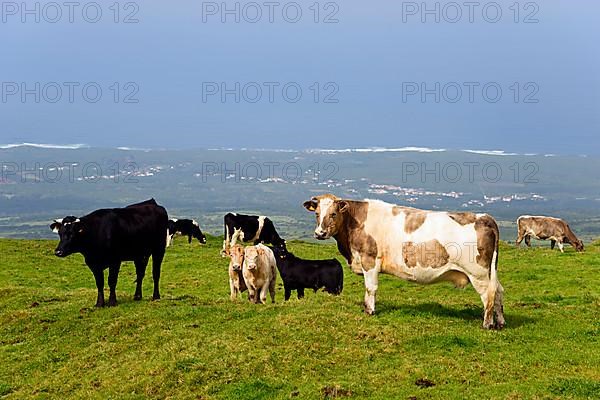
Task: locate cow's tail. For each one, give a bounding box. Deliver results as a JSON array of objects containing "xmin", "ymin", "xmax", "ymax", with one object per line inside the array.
[{"xmin": 486, "ymin": 233, "xmax": 500, "ymax": 313}]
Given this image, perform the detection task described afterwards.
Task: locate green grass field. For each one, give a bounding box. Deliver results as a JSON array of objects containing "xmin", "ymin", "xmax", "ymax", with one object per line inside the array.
[{"xmin": 1, "ymin": 237, "xmax": 599, "ymax": 399}]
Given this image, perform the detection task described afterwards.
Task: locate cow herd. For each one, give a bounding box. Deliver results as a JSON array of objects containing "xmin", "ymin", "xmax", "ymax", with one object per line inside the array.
[{"xmin": 49, "ymin": 195, "xmax": 585, "ymax": 329}]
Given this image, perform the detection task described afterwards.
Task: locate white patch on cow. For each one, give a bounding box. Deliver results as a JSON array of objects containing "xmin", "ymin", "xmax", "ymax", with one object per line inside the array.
[
  {"xmin": 171, "ymin": 218, "xmax": 178, "ymax": 222},
  {"xmin": 52, "ymin": 219, "xmax": 63, "ymax": 233},
  {"xmin": 316, "ymin": 198, "xmax": 334, "ymax": 235},
  {"xmin": 192, "ymin": 220, "xmax": 199, "ymax": 227},
  {"xmin": 166, "ymin": 231, "xmax": 174, "ymax": 247},
  {"xmin": 251, "ymin": 216, "xmax": 266, "ymax": 242}
]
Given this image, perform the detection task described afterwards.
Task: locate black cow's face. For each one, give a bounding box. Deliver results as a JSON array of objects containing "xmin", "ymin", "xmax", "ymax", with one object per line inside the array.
[
  {"xmin": 191, "ymin": 222, "xmax": 207, "ymax": 244},
  {"xmin": 50, "ymin": 217, "xmax": 84, "ymax": 257},
  {"xmin": 575, "ymin": 240, "xmax": 584, "ymax": 252}
]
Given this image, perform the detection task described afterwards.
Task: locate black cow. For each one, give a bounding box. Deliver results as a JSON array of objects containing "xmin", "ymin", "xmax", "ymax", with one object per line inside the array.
[
  {"xmin": 270, "ymin": 247, "xmax": 343, "ymax": 300},
  {"xmin": 167, "ymin": 219, "xmax": 207, "ymax": 247},
  {"xmin": 222, "ymin": 213, "xmax": 286, "ymax": 254},
  {"xmin": 50, "ymin": 198, "xmax": 168, "ymax": 307}
]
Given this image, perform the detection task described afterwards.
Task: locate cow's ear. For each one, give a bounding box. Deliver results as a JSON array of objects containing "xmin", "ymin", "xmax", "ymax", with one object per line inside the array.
[
  {"xmin": 74, "ymin": 220, "xmax": 84, "ymax": 234},
  {"xmin": 50, "ymin": 220, "xmax": 62, "ymax": 233},
  {"xmin": 337, "ymin": 200, "xmax": 349, "ymax": 213},
  {"xmin": 303, "ymin": 199, "xmax": 318, "ymax": 212}
]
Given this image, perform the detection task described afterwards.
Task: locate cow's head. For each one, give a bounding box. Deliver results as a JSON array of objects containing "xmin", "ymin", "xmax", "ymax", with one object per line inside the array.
[
  {"xmin": 226, "ymin": 244, "xmax": 245, "ymax": 271},
  {"xmin": 244, "ymin": 245, "xmax": 265, "ymax": 270},
  {"xmin": 575, "ymin": 239, "xmax": 584, "ymax": 252},
  {"xmin": 50, "ymin": 216, "xmax": 84, "ymax": 257},
  {"xmin": 191, "ymin": 220, "xmax": 207, "ymax": 244},
  {"xmin": 303, "ymin": 194, "xmax": 348, "ymax": 240}
]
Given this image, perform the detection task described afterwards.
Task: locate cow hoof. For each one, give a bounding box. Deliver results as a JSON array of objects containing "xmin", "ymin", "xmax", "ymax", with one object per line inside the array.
[
  {"xmin": 107, "ymin": 301, "xmax": 117, "ymax": 307},
  {"xmin": 133, "ymin": 294, "xmax": 142, "ymax": 301},
  {"xmin": 152, "ymin": 295, "xmax": 161, "ymax": 301},
  {"xmin": 494, "ymin": 321, "xmax": 506, "ymax": 330},
  {"xmin": 95, "ymin": 302, "xmax": 104, "ymax": 308}
]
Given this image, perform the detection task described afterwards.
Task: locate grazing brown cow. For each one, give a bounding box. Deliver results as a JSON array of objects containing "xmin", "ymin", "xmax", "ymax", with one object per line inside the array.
[
  {"xmin": 242, "ymin": 244, "xmax": 277, "ymax": 304},
  {"xmin": 226, "ymin": 244, "xmax": 248, "ymax": 301},
  {"xmin": 303, "ymin": 194, "xmax": 505, "ymax": 329},
  {"xmin": 516, "ymin": 216, "xmax": 584, "ymax": 252}
]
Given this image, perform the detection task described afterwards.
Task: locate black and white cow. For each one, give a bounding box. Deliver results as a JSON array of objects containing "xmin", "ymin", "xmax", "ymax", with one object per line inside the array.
[
  {"xmin": 50, "ymin": 198, "xmax": 168, "ymax": 307},
  {"xmin": 271, "ymin": 247, "xmax": 343, "ymax": 300},
  {"xmin": 222, "ymin": 212, "xmax": 286, "ymax": 254},
  {"xmin": 167, "ymin": 219, "xmax": 207, "ymax": 247}
]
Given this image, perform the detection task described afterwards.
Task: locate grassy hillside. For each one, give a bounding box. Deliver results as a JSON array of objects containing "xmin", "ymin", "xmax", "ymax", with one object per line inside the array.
[{"xmin": 0, "ymin": 237, "xmax": 599, "ymax": 399}]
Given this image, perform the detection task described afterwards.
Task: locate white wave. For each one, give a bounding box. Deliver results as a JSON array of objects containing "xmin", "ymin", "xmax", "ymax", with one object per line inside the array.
[
  {"xmin": 462, "ymin": 149, "xmax": 519, "ymax": 156},
  {"xmin": 0, "ymin": 142, "xmax": 88, "ymax": 150},
  {"xmin": 307, "ymin": 147, "xmax": 446, "ymax": 154},
  {"xmin": 116, "ymin": 146, "xmax": 153, "ymax": 152}
]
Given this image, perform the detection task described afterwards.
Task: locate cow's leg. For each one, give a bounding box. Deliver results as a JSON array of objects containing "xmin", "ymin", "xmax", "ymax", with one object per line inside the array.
[
  {"xmin": 221, "ymin": 225, "xmax": 230, "ymax": 256},
  {"xmin": 247, "ymin": 287, "xmax": 257, "ymax": 303},
  {"xmin": 151, "ymin": 249, "xmax": 165, "ymax": 300},
  {"xmin": 550, "ymin": 239, "xmax": 556, "ymax": 250},
  {"xmin": 515, "ymin": 231, "xmax": 524, "ymax": 247},
  {"xmin": 269, "ymin": 278, "xmax": 276, "ymax": 304},
  {"xmin": 229, "ymin": 277, "xmax": 237, "ymax": 300},
  {"xmin": 470, "ymin": 278, "xmax": 496, "ymax": 329},
  {"xmin": 92, "ymin": 268, "xmax": 105, "ymax": 307},
  {"xmin": 494, "ymin": 282, "xmax": 506, "ymax": 329},
  {"xmin": 524, "ymin": 235, "xmax": 531, "ymax": 247},
  {"xmin": 134, "ymin": 257, "xmax": 148, "ymax": 300},
  {"xmin": 259, "ymin": 283, "xmax": 269, "ymax": 304},
  {"xmin": 284, "ymin": 286, "xmax": 291, "ymax": 301},
  {"xmin": 297, "ymin": 288, "xmax": 305, "ymax": 299},
  {"xmin": 107, "ymin": 263, "xmax": 121, "ymax": 307},
  {"xmin": 362, "ymin": 266, "xmax": 380, "ymax": 315},
  {"xmin": 557, "ymin": 240, "xmax": 564, "ymax": 253},
  {"xmin": 188, "ymin": 235, "xmax": 192, "ymax": 244}
]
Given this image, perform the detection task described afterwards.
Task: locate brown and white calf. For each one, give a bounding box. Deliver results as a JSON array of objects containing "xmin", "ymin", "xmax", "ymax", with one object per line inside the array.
[
  {"xmin": 226, "ymin": 244, "xmax": 248, "ymax": 301},
  {"xmin": 516, "ymin": 215, "xmax": 584, "ymax": 252},
  {"xmin": 242, "ymin": 244, "xmax": 277, "ymax": 304},
  {"xmin": 303, "ymin": 194, "xmax": 505, "ymax": 329}
]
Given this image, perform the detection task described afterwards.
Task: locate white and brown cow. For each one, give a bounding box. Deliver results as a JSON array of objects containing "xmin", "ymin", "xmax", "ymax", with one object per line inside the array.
[
  {"xmin": 242, "ymin": 244, "xmax": 277, "ymax": 304},
  {"xmin": 303, "ymin": 194, "xmax": 505, "ymax": 329},
  {"xmin": 516, "ymin": 215, "xmax": 584, "ymax": 253},
  {"xmin": 225, "ymin": 244, "xmax": 248, "ymax": 301}
]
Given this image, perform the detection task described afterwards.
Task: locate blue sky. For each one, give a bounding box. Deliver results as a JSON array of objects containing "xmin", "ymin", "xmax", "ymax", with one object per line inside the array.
[{"xmin": 0, "ymin": 0, "xmax": 598, "ymax": 154}]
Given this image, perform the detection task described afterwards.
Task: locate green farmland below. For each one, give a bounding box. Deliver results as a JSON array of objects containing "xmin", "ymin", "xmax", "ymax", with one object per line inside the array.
[{"xmin": 1, "ymin": 237, "xmax": 599, "ymax": 399}]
